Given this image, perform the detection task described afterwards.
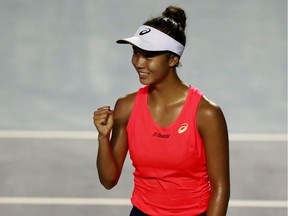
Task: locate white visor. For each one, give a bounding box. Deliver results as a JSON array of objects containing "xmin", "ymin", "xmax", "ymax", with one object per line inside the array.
[{"xmin": 116, "ymin": 25, "xmax": 185, "ymax": 56}]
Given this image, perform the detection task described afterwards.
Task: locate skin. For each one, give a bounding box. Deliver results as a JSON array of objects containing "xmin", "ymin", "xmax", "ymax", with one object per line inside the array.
[{"xmin": 94, "ymin": 46, "xmax": 230, "ymax": 215}]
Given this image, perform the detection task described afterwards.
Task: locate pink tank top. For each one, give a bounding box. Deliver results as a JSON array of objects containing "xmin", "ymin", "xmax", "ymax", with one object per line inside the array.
[{"xmin": 126, "ymin": 85, "xmax": 211, "ymax": 216}]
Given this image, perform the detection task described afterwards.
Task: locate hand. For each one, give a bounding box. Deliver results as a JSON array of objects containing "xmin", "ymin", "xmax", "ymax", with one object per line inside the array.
[{"xmin": 93, "ymin": 106, "xmax": 114, "ymax": 137}]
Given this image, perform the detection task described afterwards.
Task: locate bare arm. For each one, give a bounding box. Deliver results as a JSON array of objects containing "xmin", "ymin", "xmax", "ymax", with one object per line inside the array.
[
  {"xmin": 197, "ymin": 96, "xmax": 230, "ymax": 215},
  {"xmin": 93, "ymin": 93, "xmax": 135, "ymax": 189}
]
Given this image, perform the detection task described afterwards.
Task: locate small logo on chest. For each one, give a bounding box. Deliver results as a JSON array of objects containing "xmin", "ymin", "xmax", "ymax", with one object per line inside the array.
[
  {"xmin": 178, "ymin": 123, "xmax": 189, "ymax": 134},
  {"xmin": 153, "ymin": 132, "xmax": 171, "ymax": 139}
]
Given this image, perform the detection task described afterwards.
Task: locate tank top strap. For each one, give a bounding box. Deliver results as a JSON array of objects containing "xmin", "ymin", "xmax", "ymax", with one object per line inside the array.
[
  {"xmin": 128, "ymin": 86, "xmax": 149, "ymax": 126},
  {"xmin": 189, "ymin": 85, "xmax": 203, "ymax": 111}
]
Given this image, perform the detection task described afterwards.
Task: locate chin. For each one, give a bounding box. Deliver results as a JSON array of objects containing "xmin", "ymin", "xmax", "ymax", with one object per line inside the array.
[{"xmin": 139, "ymin": 79, "xmax": 151, "ymax": 85}]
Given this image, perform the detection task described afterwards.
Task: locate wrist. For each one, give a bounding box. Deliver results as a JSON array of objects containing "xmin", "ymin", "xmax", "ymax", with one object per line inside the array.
[{"xmin": 98, "ymin": 133, "xmax": 110, "ymax": 141}]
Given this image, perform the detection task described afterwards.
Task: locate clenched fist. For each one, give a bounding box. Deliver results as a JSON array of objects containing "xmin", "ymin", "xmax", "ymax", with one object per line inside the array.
[{"xmin": 93, "ymin": 106, "xmax": 114, "ymax": 137}]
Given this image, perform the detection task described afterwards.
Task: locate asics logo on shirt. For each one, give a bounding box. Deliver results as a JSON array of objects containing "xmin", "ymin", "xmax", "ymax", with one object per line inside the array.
[{"xmin": 178, "ymin": 123, "xmax": 188, "ymax": 134}]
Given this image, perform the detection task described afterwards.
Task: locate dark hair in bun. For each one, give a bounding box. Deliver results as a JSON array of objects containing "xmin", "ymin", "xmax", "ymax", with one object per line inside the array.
[
  {"xmin": 144, "ymin": 5, "xmax": 187, "ymax": 46},
  {"xmin": 162, "ymin": 6, "xmax": 186, "ymax": 31}
]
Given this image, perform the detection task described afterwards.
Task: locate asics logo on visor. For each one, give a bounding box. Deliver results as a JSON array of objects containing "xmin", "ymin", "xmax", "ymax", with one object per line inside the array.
[{"xmin": 139, "ymin": 28, "xmax": 151, "ymax": 35}]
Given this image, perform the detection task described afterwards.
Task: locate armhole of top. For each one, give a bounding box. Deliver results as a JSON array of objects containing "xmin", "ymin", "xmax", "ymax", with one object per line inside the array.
[
  {"xmin": 189, "ymin": 86, "xmax": 204, "ymax": 141},
  {"xmin": 126, "ymin": 86, "xmax": 148, "ymax": 130}
]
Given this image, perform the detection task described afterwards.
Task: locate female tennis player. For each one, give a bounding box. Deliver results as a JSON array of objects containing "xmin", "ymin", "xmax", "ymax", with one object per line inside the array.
[{"xmin": 94, "ymin": 5, "xmax": 230, "ymax": 216}]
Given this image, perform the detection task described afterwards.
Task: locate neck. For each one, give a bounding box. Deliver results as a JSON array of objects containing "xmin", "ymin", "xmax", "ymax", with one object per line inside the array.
[
  {"xmin": 149, "ymin": 70, "xmax": 187, "ymax": 92},
  {"xmin": 148, "ymin": 74, "xmax": 189, "ymax": 105}
]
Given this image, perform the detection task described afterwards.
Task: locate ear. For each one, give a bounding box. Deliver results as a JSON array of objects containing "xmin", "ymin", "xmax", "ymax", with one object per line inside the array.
[{"xmin": 168, "ymin": 54, "xmax": 180, "ymax": 67}]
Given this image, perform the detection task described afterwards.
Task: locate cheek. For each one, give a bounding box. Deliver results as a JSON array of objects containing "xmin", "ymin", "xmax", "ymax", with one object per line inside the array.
[
  {"xmin": 148, "ymin": 59, "xmax": 169, "ymax": 72},
  {"xmin": 131, "ymin": 55, "xmax": 136, "ymax": 67},
  {"xmin": 146, "ymin": 61, "xmax": 157, "ymax": 70}
]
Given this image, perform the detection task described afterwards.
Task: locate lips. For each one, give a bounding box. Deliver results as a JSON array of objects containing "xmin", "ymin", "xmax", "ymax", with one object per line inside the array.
[{"xmin": 138, "ymin": 71, "xmax": 149, "ymax": 78}]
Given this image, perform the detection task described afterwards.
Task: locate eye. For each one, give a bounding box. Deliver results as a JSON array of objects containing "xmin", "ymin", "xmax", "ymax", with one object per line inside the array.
[
  {"xmin": 132, "ymin": 47, "xmax": 161, "ymax": 59},
  {"xmin": 144, "ymin": 51, "xmax": 164, "ymax": 59},
  {"xmin": 143, "ymin": 53, "xmax": 155, "ymax": 58}
]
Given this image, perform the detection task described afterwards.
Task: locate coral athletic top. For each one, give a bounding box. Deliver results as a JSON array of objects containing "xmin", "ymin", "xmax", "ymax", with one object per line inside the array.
[{"xmin": 126, "ymin": 85, "xmax": 211, "ymax": 216}]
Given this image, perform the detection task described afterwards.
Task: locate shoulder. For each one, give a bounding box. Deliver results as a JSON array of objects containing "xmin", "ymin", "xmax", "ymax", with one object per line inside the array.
[
  {"xmin": 198, "ymin": 96, "xmax": 223, "ymax": 118},
  {"xmin": 197, "ymin": 96, "xmax": 227, "ymax": 137},
  {"xmin": 113, "ymin": 91, "xmax": 137, "ymax": 123}
]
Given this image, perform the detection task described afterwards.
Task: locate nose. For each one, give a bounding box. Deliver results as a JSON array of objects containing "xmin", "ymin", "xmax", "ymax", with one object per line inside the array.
[{"xmin": 132, "ymin": 53, "xmax": 145, "ymax": 69}]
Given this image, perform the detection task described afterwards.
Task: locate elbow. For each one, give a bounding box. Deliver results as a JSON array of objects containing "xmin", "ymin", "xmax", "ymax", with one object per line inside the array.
[
  {"xmin": 211, "ymin": 182, "xmax": 230, "ymax": 203},
  {"xmin": 99, "ymin": 177, "xmax": 119, "ymax": 190},
  {"xmin": 96, "ymin": 159, "xmax": 123, "ymax": 190},
  {"xmin": 97, "ymin": 164, "xmax": 121, "ymax": 190},
  {"xmin": 224, "ymin": 181, "xmax": 230, "ymax": 200},
  {"xmin": 219, "ymin": 184, "xmax": 230, "ymax": 200},
  {"xmin": 102, "ymin": 181, "xmax": 117, "ymax": 190},
  {"xmin": 222, "ymin": 187, "xmax": 230, "ymax": 203},
  {"xmin": 220, "ymin": 186, "xmax": 230, "ymax": 211}
]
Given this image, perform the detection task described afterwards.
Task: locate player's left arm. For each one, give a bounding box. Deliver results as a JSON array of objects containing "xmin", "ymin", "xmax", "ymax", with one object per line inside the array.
[{"xmin": 197, "ymin": 96, "xmax": 230, "ymax": 216}]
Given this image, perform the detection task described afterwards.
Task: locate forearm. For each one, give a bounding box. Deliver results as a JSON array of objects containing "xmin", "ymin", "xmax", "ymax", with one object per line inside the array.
[
  {"xmin": 96, "ymin": 134, "xmax": 120, "ymax": 189},
  {"xmin": 206, "ymin": 186, "xmax": 230, "ymax": 216}
]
